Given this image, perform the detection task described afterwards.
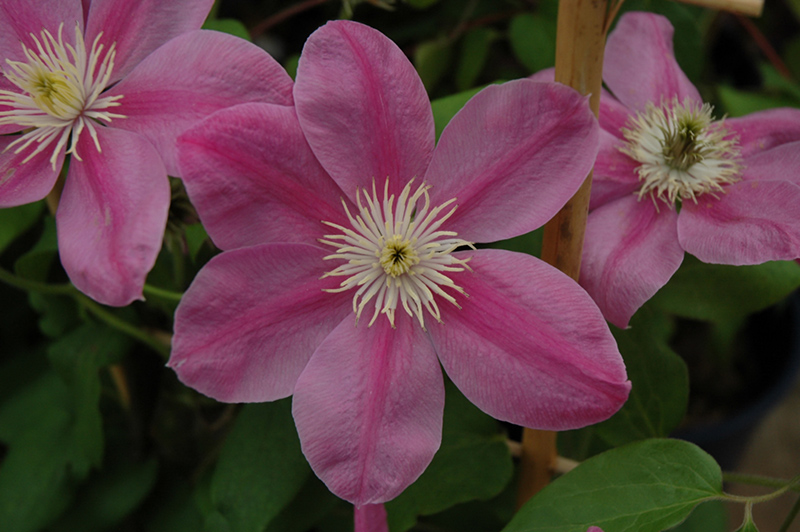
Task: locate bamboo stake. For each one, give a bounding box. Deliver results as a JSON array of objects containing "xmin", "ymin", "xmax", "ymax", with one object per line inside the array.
[
  {"xmin": 676, "ymin": 0, "xmax": 762, "ymax": 16},
  {"xmin": 516, "ymin": 0, "xmax": 607, "ymax": 509}
]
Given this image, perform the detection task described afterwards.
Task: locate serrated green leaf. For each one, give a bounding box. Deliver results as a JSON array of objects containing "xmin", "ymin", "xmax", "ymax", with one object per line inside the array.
[
  {"xmin": 0, "ymin": 202, "xmax": 43, "ymax": 254},
  {"xmin": 650, "ymin": 257, "xmax": 800, "ymax": 322},
  {"xmin": 386, "ymin": 380, "xmax": 513, "ymax": 532},
  {"xmin": 47, "ymin": 323, "xmax": 132, "ymax": 475},
  {"xmin": 508, "ymin": 13, "xmax": 556, "ymax": 74},
  {"xmin": 414, "ymin": 37, "xmax": 454, "ymax": 94},
  {"xmin": 503, "ymin": 439, "xmax": 723, "ymax": 532},
  {"xmin": 456, "ymin": 27, "xmax": 496, "ymax": 91},
  {"xmin": 209, "ymin": 401, "xmax": 310, "ymax": 532},
  {"xmin": 202, "ymin": 18, "xmax": 250, "ymax": 41}
]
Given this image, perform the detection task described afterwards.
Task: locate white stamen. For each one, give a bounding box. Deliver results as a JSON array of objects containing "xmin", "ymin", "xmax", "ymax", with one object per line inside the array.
[
  {"xmin": 0, "ymin": 23, "xmax": 125, "ymax": 169},
  {"xmin": 321, "ymin": 179, "xmax": 474, "ymax": 329},
  {"xmin": 620, "ymin": 97, "xmax": 742, "ymax": 208}
]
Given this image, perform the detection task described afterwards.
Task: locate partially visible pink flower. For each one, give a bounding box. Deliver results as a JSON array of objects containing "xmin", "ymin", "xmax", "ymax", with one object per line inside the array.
[
  {"xmin": 0, "ymin": 0, "xmax": 293, "ymax": 305},
  {"xmin": 169, "ymin": 20, "xmax": 630, "ymax": 505},
  {"xmin": 578, "ymin": 12, "xmax": 800, "ymax": 328}
]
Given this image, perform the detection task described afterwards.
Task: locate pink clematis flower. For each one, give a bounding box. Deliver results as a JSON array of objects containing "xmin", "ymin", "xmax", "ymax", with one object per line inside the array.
[
  {"xmin": 578, "ymin": 11, "xmax": 800, "ymax": 328},
  {"xmin": 0, "ymin": 0, "xmax": 293, "ymax": 305},
  {"xmin": 169, "ymin": 20, "xmax": 630, "ymax": 505}
]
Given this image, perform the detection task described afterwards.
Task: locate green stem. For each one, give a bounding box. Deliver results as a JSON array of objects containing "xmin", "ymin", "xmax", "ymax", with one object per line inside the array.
[
  {"xmin": 76, "ymin": 294, "xmax": 171, "ymax": 358},
  {"xmin": 721, "ymin": 475, "xmax": 800, "ymax": 505},
  {"xmin": 143, "ymin": 284, "xmax": 184, "ymax": 302},
  {"xmin": 0, "ymin": 266, "xmax": 75, "ymax": 296},
  {"xmin": 778, "ymin": 494, "xmax": 800, "ymax": 532}
]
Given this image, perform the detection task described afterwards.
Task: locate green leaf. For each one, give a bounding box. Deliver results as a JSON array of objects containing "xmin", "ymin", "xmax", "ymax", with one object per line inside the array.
[
  {"xmin": 431, "ymin": 86, "xmax": 484, "ymax": 139},
  {"xmin": 386, "ymin": 379, "xmax": 514, "ymax": 532},
  {"xmin": 671, "ymin": 500, "xmax": 728, "ymax": 532},
  {"xmin": 264, "ymin": 474, "xmax": 340, "ymax": 532},
  {"xmin": 503, "ymin": 439, "xmax": 723, "ymax": 532},
  {"xmin": 718, "ymin": 85, "xmax": 799, "ymax": 116},
  {"xmin": 14, "ymin": 214, "xmax": 58, "ymax": 282},
  {"xmin": 508, "ymin": 12, "xmax": 557, "ymax": 74},
  {"xmin": 733, "ymin": 513, "xmax": 760, "ymax": 532},
  {"xmin": 47, "ymin": 323, "xmax": 132, "ymax": 475},
  {"xmin": 650, "ymin": 257, "xmax": 800, "ymax": 322},
  {"xmin": 0, "ymin": 201, "xmax": 43, "ymax": 254},
  {"xmin": 414, "ymin": 37, "xmax": 454, "ymax": 94},
  {"xmin": 456, "ymin": 27, "xmax": 496, "ymax": 91},
  {"xmin": 185, "ymin": 222, "xmax": 211, "ymax": 263},
  {"xmin": 50, "ymin": 456, "xmax": 159, "ymax": 532},
  {"xmin": 407, "ymin": 0, "xmax": 440, "ymax": 8},
  {"xmin": 29, "ymin": 292, "xmax": 81, "ymax": 338},
  {"xmin": 592, "ymin": 307, "xmax": 689, "ymax": 446},
  {"xmin": 201, "ymin": 18, "xmax": 250, "ymax": 41},
  {"xmin": 208, "ymin": 401, "xmax": 310, "ymax": 532},
  {"xmin": 143, "ymin": 478, "xmax": 205, "ymax": 532}
]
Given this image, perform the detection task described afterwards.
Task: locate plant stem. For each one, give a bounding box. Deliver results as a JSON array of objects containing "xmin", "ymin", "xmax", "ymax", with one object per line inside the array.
[
  {"xmin": 722, "ymin": 475, "xmax": 800, "ymax": 504},
  {"xmin": 0, "ymin": 266, "xmax": 75, "ymax": 295},
  {"xmin": 724, "ymin": 472, "xmax": 800, "ymax": 492},
  {"xmin": 249, "ymin": 0, "xmax": 331, "ymax": 38},
  {"xmin": 143, "ymin": 284, "xmax": 184, "ymax": 302},
  {"xmin": 778, "ymin": 494, "xmax": 800, "ymax": 532},
  {"xmin": 517, "ymin": 0, "xmax": 608, "ymax": 508}
]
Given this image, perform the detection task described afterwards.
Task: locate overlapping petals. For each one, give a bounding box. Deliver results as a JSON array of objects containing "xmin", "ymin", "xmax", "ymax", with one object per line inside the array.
[
  {"xmin": 0, "ymin": 0, "xmax": 292, "ymax": 305},
  {"xmin": 580, "ymin": 12, "xmax": 800, "ymax": 328},
  {"xmin": 173, "ymin": 19, "xmax": 630, "ymax": 504}
]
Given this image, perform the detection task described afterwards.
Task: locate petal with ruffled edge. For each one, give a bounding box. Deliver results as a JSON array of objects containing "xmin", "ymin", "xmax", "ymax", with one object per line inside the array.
[
  {"xmin": 604, "ymin": 12, "xmax": 701, "ymax": 112},
  {"xmin": 423, "ymin": 80, "xmax": 598, "ymax": 243},
  {"xmin": 0, "ymin": 135, "xmax": 64, "ymax": 207},
  {"xmin": 84, "ymin": 0, "xmax": 214, "ymax": 82},
  {"xmin": 294, "ymin": 20, "xmax": 434, "ymax": 201},
  {"xmin": 354, "ymin": 504, "xmax": 388, "ymax": 532},
  {"xmin": 429, "ymin": 249, "xmax": 630, "ymax": 429},
  {"xmin": 56, "ymin": 127, "xmax": 169, "ymax": 306},
  {"xmin": 178, "ymin": 103, "xmax": 349, "ymax": 250},
  {"xmin": 0, "ymin": 0, "xmax": 82, "ymax": 62},
  {"xmin": 678, "ymin": 167, "xmax": 800, "ymax": 265},
  {"xmin": 105, "ymin": 30, "xmax": 294, "ymax": 176},
  {"xmin": 581, "ymin": 195, "xmax": 683, "ymax": 328},
  {"xmin": 293, "ymin": 312, "xmax": 444, "ymax": 505},
  {"xmin": 169, "ymin": 243, "xmax": 352, "ymax": 403},
  {"xmin": 726, "ymin": 108, "xmax": 800, "ymax": 158}
]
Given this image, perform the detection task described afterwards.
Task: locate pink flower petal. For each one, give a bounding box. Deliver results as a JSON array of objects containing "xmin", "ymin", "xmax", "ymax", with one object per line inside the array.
[
  {"xmin": 604, "ymin": 12, "xmax": 701, "ymax": 111},
  {"xmin": 84, "ymin": 0, "xmax": 214, "ymax": 82},
  {"xmin": 0, "ymin": 0, "xmax": 82, "ymax": 62},
  {"xmin": 0, "ymin": 135, "xmax": 63, "ymax": 207},
  {"xmin": 294, "ymin": 20, "xmax": 434, "ymax": 201},
  {"xmin": 678, "ymin": 180, "xmax": 800, "ymax": 265},
  {"xmin": 292, "ymin": 313, "xmax": 444, "ymax": 505},
  {"xmin": 354, "ymin": 504, "xmax": 389, "ymax": 532},
  {"xmin": 741, "ymin": 141, "xmax": 800, "ymax": 185},
  {"xmin": 598, "ymin": 90, "xmax": 634, "ymax": 139},
  {"xmin": 178, "ymin": 103, "xmax": 349, "ymax": 250},
  {"xmin": 105, "ymin": 30, "xmax": 294, "ymax": 176},
  {"xmin": 423, "ymin": 80, "xmax": 599, "ymax": 242},
  {"xmin": 429, "ymin": 249, "xmax": 630, "ymax": 429},
  {"xmin": 56, "ymin": 127, "xmax": 169, "ymax": 306},
  {"xmin": 169, "ymin": 243, "xmax": 352, "ymax": 403},
  {"xmin": 726, "ymin": 108, "xmax": 800, "ymax": 158},
  {"xmin": 590, "ymin": 130, "xmax": 641, "ymax": 210},
  {"xmin": 581, "ymin": 195, "xmax": 683, "ymax": 328}
]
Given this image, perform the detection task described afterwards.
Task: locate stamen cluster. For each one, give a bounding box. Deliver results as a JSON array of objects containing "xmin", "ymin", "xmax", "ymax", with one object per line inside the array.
[
  {"xmin": 320, "ymin": 180, "xmax": 473, "ymax": 329},
  {"xmin": 0, "ymin": 23, "xmax": 124, "ymax": 168},
  {"xmin": 620, "ymin": 97, "xmax": 742, "ymax": 207}
]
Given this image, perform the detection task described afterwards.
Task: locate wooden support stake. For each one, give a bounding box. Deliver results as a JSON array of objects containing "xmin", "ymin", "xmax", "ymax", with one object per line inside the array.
[
  {"xmin": 673, "ymin": 0, "xmax": 763, "ymax": 16},
  {"xmin": 516, "ymin": 0, "xmax": 608, "ymax": 509}
]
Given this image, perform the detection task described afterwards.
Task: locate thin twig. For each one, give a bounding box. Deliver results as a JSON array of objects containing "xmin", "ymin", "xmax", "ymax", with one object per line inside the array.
[
  {"xmin": 249, "ymin": 0, "xmax": 332, "ymax": 39},
  {"xmin": 778, "ymin": 494, "xmax": 800, "ymax": 532},
  {"xmin": 734, "ymin": 14, "xmax": 793, "ymax": 80}
]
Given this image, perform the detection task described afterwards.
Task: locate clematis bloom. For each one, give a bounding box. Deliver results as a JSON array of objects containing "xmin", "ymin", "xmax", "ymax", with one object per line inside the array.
[
  {"xmin": 169, "ymin": 20, "xmax": 630, "ymax": 505},
  {"xmin": 0, "ymin": 0, "xmax": 293, "ymax": 305},
  {"xmin": 578, "ymin": 12, "xmax": 800, "ymax": 328}
]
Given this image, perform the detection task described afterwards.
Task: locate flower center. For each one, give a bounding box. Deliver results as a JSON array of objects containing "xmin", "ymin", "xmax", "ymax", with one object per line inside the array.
[
  {"xmin": 320, "ymin": 179, "xmax": 473, "ymax": 329},
  {"xmin": 0, "ymin": 23, "xmax": 124, "ymax": 168},
  {"xmin": 620, "ymin": 97, "xmax": 742, "ymax": 208}
]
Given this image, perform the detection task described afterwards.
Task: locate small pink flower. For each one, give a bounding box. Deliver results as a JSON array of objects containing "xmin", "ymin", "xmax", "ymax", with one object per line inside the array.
[
  {"xmin": 0, "ymin": 0, "xmax": 293, "ymax": 305},
  {"xmin": 579, "ymin": 12, "xmax": 800, "ymax": 327},
  {"xmin": 169, "ymin": 20, "xmax": 630, "ymax": 504}
]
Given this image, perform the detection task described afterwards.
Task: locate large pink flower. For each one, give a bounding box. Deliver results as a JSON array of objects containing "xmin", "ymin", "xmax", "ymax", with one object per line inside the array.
[
  {"xmin": 0, "ymin": 0, "xmax": 293, "ymax": 305},
  {"xmin": 169, "ymin": 20, "xmax": 630, "ymax": 505},
  {"xmin": 580, "ymin": 11, "xmax": 800, "ymax": 328}
]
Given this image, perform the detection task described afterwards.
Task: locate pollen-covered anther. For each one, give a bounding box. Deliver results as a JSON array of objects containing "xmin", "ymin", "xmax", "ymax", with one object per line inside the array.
[
  {"xmin": 0, "ymin": 23, "xmax": 125, "ymax": 168},
  {"xmin": 620, "ymin": 96, "xmax": 742, "ymax": 208},
  {"xmin": 320, "ymin": 179, "xmax": 473, "ymax": 329}
]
